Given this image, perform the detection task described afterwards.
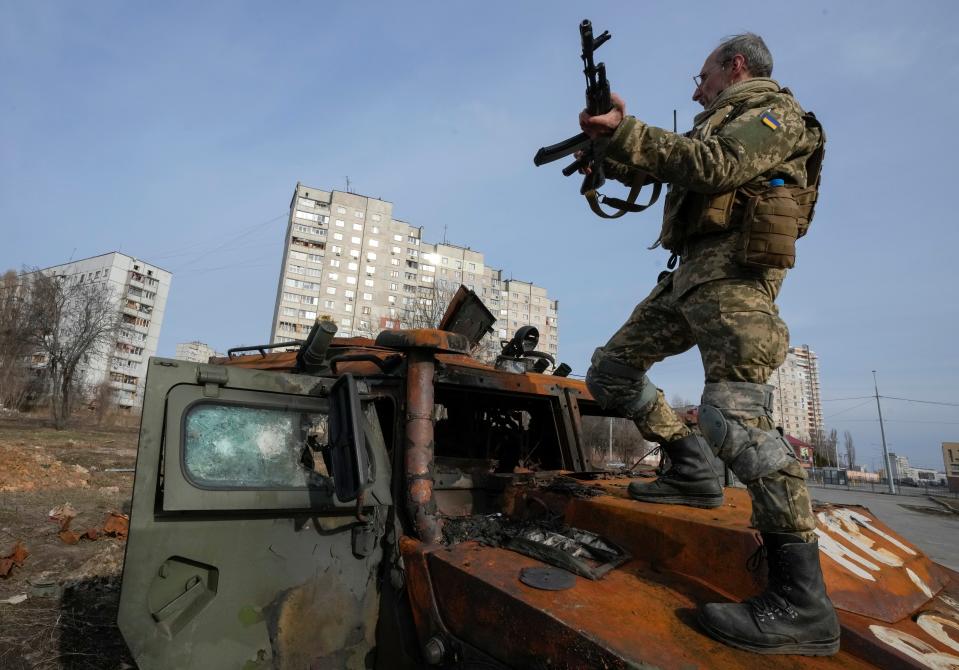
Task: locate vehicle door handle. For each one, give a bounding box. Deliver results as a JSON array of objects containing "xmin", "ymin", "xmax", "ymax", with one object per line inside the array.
[{"xmin": 151, "ymin": 576, "xmax": 205, "ymax": 622}]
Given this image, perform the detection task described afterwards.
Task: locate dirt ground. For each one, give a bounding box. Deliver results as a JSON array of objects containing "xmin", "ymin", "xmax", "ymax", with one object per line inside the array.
[{"xmin": 0, "ymin": 412, "xmax": 138, "ymax": 669}]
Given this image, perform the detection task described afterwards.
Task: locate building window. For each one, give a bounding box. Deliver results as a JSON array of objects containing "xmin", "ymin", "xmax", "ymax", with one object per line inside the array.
[
  {"xmin": 326, "ymin": 287, "xmax": 337, "ymax": 295},
  {"xmin": 337, "ymin": 207, "xmax": 346, "ymax": 214},
  {"xmin": 369, "ymin": 239, "xmax": 379, "ymax": 248},
  {"xmin": 348, "ymin": 262, "xmax": 358, "ymax": 271},
  {"xmin": 295, "ymin": 210, "xmax": 320, "ymax": 223},
  {"xmin": 362, "ymin": 292, "xmax": 373, "ymax": 300},
  {"xmin": 335, "ymin": 219, "xmax": 345, "ymax": 227}
]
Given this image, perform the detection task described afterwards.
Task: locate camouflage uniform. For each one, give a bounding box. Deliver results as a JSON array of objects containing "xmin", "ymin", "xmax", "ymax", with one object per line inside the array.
[{"xmin": 587, "ymin": 78, "xmax": 824, "ymax": 540}]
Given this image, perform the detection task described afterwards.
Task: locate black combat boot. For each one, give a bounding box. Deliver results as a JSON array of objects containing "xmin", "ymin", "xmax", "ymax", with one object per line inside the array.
[
  {"xmin": 698, "ymin": 533, "xmax": 841, "ymax": 655},
  {"xmin": 627, "ymin": 434, "xmax": 723, "ymax": 509}
]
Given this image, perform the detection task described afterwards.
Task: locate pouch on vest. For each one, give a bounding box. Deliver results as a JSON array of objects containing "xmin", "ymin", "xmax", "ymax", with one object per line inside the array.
[
  {"xmin": 794, "ymin": 111, "xmax": 825, "ymax": 238},
  {"xmin": 736, "ymin": 186, "xmax": 801, "ymax": 269}
]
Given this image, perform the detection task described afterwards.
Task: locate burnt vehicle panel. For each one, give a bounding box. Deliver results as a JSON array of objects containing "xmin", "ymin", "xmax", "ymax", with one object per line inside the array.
[{"xmin": 118, "ymin": 288, "xmax": 959, "ymax": 669}]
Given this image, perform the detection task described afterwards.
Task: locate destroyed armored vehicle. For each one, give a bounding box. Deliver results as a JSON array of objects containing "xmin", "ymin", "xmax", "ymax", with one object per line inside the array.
[{"xmin": 118, "ymin": 287, "xmax": 959, "ymax": 668}]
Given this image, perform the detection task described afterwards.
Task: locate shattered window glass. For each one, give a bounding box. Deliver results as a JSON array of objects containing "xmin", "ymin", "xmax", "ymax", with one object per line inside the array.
[{"xmin": 183, "ymin": 403, "xmax": 329, "ymax": 488}]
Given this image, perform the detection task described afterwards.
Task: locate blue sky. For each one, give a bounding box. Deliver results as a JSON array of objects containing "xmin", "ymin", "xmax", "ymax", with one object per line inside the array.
[{"xmin": 3, "ymin": 1, "xmax": 958, "ymax": 470}]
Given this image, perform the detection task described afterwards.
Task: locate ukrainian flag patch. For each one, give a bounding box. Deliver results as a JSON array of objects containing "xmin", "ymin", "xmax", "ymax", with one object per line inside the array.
[{"xmin": 760, "ymin": 111, "xmax": 781, "ymax": 131}]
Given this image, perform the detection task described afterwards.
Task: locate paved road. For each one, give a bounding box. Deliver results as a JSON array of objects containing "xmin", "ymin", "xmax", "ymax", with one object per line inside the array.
[{"xmin": 809, "ymin": 484, "xmax": 959, "ymax": 571}]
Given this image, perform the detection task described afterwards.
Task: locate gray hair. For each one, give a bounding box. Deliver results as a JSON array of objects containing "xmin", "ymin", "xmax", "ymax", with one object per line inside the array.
[{"xmin": 716, "ymin": 33, "xmax": 773, "ymax": 78}]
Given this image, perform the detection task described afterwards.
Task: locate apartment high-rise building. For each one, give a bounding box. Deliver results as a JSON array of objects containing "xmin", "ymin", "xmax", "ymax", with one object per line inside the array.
[
  {"xmin": 270, "ymin": 184, "xmax": 559, "ymax": 360},
  {"xmin": 39, "ymin": 252, "xmax": 171, "ymax": 408},
  {"xmin": 175, "ymin": 341, "xmax": 220, "ymax": 363},
  {"xmin": 770, "ymin": 344, "xmax": 824, "ymax": 442}
]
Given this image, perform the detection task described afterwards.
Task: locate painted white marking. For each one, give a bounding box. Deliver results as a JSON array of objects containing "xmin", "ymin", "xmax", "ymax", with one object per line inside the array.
[
  {"xmin": 917, "ymin": 613, "xmax": 959, "ymax": 654},
  {"xmin": 817, "ymin": 510, "xmax": 904, "ymax": 567},
  {"xmin": 870, "ymin": 625, "xmax": 959, "ymax": 669},
  {"xmin": 908, "ymin": 568, "xmax": 935, "ymax": 598},
  {"xmin": 834, "ymin": 508, "xmax": 917, "ymax": 555},
  {"xmin": 814, "ymin": 528, "xmax": 877, "ymax": 580},
  {"xmin": 939, "ymin": 594, "xmax": 959, "ymax": 617}
]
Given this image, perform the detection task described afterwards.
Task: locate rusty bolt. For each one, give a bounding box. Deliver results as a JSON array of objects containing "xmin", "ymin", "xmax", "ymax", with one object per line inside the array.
[{"xmin": 423, "ymin": 636, "xmax": 446, "ymax": 665}]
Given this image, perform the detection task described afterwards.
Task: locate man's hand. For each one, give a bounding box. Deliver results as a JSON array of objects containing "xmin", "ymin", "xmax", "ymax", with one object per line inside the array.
[{"xmin": 579, "ymin": 92, "xmax": 626, "ymax": 139}]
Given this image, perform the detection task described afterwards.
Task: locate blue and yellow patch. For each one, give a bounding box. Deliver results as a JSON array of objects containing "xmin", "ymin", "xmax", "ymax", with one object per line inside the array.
[{"xmin": 760, "ymin": 111, "xmax": 781, "ymax": 131}]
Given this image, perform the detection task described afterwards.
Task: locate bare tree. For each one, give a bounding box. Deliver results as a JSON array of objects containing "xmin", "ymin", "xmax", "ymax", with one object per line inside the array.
[
  {"xmin": 826, "ymin": 428, "xmax": 839, "ymax": 467},
  {"xmin": 580, "ymin": 415, "xmax": 656, "ymax": 469},
  {"xmin": 843, "ymin": 430, "xmax": 856, "ymax": 470},
  {"xmin": 398, "ymin": 280, "xmax": 504, "ymax": 364},
  {"xmin": 0, "ymin": 270, "xmax": 36, "ymax": 410},
  {"xmin": 399, "ymin": 280, "xmax": 460, "ymax": 330},
  {"xmin": 23, "ymin": 270, "xmax": 122, "ymax": 429}
]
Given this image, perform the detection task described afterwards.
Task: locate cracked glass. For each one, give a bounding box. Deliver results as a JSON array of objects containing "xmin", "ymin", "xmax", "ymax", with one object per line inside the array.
[{"xmin": 183, "ymin": 403, "xmax": 329, "ymax": 488}]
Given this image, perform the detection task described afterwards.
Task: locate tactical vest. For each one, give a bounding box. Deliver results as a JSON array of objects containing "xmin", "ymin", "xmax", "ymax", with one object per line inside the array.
[{"xmin": 659, "ymin": 95, "xmax": 825, "ymax": 270}]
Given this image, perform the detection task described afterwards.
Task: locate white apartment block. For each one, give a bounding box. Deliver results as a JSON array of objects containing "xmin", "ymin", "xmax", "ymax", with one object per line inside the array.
[
  {"xmin": 41, "ymin": 252, "xmax": 171, "ymax": 408},
  {"xmin": 175, "ymin": 341, "xmax": 220, "ymax": 363},
  {"xmin": 770, "ymin": 344, "xmax": 824, "ymax": 442},
  {"xmin": 270, "ymin": 184, "xmax": 560, "ymax": 360}
]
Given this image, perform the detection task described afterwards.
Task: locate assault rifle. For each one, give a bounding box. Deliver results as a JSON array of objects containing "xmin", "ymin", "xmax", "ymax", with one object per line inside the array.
[{"xmin": 533, "ymin": 19, "xmax": 660, "ymax": 219}]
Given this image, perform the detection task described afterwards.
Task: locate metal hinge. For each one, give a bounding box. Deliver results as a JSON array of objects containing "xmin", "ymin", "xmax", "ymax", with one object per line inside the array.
[{"xmin": 196, "ymin": 365, "xmax": 229, "ymax": 397}]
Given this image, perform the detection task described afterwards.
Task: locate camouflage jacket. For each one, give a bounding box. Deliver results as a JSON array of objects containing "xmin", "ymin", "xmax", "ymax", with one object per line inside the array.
[{"xmin": 605, "ymin": 78, "xmax": 823, "ymax": 297}]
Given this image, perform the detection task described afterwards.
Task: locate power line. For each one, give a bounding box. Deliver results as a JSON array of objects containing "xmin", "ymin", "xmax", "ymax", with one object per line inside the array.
[
  {"xmin": 821, "ymin": 395, "xmax": 874, "ymax": 402},
  {"xmin": 824, "ymin": 399, "xmax": 874, "ymax": 419},
  {"xmin": 834, "ymin": 419, "xmax": 959, "ymax": 425},
  {"xmin": 880, "ymin": 395, "xmax": 959, "ymax": 408}
]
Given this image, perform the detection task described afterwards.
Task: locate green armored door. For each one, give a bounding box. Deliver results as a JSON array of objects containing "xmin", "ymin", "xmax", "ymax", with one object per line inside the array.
[{"xmin": 117, "ymin": 358, "xmax": 392, "ymax": 669}]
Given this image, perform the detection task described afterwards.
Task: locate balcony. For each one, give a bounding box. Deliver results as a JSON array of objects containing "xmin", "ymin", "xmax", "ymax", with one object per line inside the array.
[
  {"xmin": 129, "ymin": 292, "xmax": 154, "ymax": 307},
  {"xmin": 113, "ymin": 350, "xmax": 143, "ymax": 364}
]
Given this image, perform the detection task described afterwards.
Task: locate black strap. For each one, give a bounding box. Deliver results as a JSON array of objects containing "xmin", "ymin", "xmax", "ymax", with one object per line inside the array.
[{"xmin": 585, "ymin": 177, "xmax": 662, "ymax": 219}]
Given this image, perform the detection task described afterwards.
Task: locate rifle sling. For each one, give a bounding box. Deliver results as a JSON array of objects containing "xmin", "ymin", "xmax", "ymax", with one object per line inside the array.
[{"xmin": 585, "ymin": 178, "xmax": 662, "ymax": 219}]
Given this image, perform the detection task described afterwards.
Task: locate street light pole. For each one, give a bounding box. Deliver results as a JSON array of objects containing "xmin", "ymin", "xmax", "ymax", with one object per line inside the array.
[{"xmin": 873, "ymin": 370, "xmax": 896, "ymax": 494}]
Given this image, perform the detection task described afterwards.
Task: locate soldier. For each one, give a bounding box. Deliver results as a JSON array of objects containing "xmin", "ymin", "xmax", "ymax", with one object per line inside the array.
[{"xmin": 578, "ymin": 33, "xmax": 838, "ymax": 655}]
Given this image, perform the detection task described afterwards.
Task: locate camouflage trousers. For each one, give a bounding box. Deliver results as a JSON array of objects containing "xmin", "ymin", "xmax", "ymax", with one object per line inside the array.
[{"xmin": 594, "ymin": 275, "xmax": 816, "ymax": 539}]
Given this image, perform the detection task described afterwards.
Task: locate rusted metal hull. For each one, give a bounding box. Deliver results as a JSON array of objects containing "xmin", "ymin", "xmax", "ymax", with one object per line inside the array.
[{"xmin": 403, "ymin": 481, "xmax": 959, "ymax": 668}]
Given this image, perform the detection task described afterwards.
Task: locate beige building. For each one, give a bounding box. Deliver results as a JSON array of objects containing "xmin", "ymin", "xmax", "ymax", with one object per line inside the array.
[
  {"xmin": 39, "ymin": 252, "xmax": 171, "ymax": 408},
  {"xmin": 770, "ymin": 345, "xmax": 824, "ymax": 442},
  {"xmin": 944, "ymin": 442, "xmax": 959, "ymax": 492},
  {"xmin": 175, "ymin": 341, "xmax": 220, "ymax": 363},
  {"xmin": 269, "ymin": 184, "xmax": 559, "ymax": 360}
]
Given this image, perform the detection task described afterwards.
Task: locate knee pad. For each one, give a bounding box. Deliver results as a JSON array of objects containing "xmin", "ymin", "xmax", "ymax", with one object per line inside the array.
[
  {"xmin": 585, "ymin": 348, "xmax": 657, "ymax": 418},
  {"xmin": 699, "ymin": 382, "xmax": 797, "ymax": 483}
]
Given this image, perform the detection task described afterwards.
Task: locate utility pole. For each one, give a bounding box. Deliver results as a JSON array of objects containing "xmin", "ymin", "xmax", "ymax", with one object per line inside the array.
[
  {"xmin": 608, "ymin": 417, "xmax": 613, "ymax": 463},
  {"xmin": 873, "ymin": 370, "xmax": 896, "ymax": 494}
]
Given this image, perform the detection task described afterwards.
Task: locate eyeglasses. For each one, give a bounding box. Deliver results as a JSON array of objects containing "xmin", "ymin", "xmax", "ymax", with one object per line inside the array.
[{"xmin": 693, "ymin": 59, "xmax": 732, "ymax": 90}]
